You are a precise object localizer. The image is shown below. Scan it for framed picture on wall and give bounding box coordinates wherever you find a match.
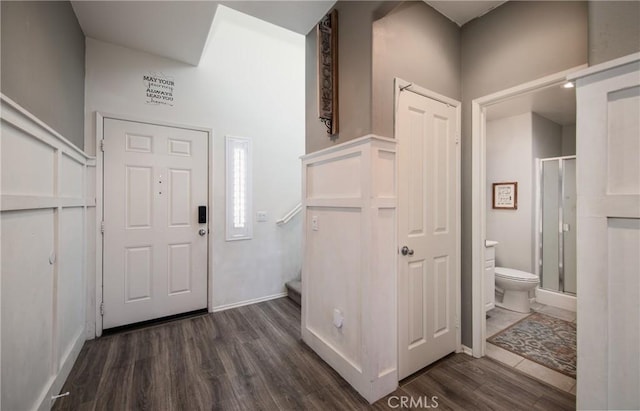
[493,182,518,209]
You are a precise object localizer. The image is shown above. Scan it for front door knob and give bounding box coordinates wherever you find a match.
[401,246,414,256]
[199,228,207,236]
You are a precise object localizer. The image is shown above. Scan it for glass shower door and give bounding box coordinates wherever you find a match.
[539,156,576,295]
[541,160,560,291]
[562,158,576,294]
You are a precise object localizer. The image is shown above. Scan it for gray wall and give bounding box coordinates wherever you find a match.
[306,1,396,154]
[460,1,588,347]
[372,1,460,138]
[561,124,576,156]
[588,1,640,65]
[486,113,535,272]
[532,113,563,161]
[1,1,85,149]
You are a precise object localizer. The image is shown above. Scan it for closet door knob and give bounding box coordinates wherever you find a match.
[401,246,414,256]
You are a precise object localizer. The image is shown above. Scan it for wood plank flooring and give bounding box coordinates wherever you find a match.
[53,298,575,410]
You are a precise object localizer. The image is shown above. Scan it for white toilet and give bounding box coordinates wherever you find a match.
[495,267,539,313]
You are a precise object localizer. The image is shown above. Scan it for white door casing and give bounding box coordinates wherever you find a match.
[396,82,461,380]
[470,65,587,358]
[102,119,209,329]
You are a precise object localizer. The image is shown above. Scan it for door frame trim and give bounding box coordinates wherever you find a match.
[394,78,462,366]
[94,112,214,337]
[470,65,586,358]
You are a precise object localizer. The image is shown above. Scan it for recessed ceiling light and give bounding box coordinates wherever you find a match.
[563,81,575,89]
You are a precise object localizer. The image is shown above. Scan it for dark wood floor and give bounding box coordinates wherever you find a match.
[53,298,575,410]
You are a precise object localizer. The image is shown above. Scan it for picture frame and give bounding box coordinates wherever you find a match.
[493,182,518,209]
[317,9,339,136]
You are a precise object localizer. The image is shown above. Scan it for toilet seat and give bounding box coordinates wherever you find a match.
[495,267,538,283]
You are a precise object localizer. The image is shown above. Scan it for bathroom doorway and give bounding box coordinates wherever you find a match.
[471,66,584,394]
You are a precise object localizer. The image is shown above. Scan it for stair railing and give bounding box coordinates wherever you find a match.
[276,203,302,226]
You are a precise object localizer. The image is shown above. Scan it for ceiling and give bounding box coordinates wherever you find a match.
[71,1,508,66]
[424,1,507,26]
[486,83,577,126]
[71,1,335,66]
[71,1,218,66]
[219,1,335,36]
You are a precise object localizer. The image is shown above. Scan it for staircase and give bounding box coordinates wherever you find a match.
[285,278,301,305]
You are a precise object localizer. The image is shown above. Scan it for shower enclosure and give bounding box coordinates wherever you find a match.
[537,156,576,295]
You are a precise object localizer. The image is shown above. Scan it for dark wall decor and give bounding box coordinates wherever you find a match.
[317,9,339,135]
[493,181,518,210]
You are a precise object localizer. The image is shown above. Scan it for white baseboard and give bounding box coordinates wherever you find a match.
[460,345,473,356]
[37,329,85,411]
[535,288,576,312]
[212,292,288,312]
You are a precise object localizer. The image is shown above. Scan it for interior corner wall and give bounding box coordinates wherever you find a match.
[588,1,640,65]
[486,113,534,272]
[532,113,563,161]
[0,1,85,149]
[372,1,461,138]
[460,1,588,347]
[305,1,395,154]
[85,6,305,314]
[562,124,577,156]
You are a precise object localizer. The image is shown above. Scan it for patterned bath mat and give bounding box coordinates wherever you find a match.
[488,312,576,378]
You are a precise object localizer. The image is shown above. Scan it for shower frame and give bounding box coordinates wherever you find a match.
[535,155,576,295]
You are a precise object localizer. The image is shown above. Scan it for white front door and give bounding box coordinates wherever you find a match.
[103,119,209,329]
[397,88,460,380]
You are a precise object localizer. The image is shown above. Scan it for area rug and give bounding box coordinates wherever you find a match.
[488,312,576,378]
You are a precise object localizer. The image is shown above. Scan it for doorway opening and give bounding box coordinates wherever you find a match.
[471,65,586,358]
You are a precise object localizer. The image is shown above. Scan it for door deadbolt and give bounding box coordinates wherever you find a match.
[401,246,414,256]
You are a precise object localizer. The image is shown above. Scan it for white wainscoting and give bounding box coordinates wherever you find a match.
[568,53,640,411]
[301,135,397,403]
[1,94,96,411]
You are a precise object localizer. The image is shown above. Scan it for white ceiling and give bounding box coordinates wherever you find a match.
[71,1,335,66]
[486,83,577,126]
[70,1,509,66]
[71,1,218,66]
[219,1,335,36]
[424,1,507,26]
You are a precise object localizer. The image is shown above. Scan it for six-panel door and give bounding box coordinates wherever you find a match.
[103,119,208,329]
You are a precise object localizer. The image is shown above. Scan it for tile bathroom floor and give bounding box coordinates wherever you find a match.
[485,302,577,395]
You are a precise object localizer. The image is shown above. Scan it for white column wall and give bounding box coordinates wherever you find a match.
[1,95,96,410]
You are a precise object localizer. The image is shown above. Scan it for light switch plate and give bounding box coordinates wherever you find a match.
[257,211,268,222]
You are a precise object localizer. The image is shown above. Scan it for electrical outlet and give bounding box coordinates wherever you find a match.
[312,216,319,231]
[257,211,268,222]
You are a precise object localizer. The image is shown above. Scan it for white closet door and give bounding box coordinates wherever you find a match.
[397,89,460,380]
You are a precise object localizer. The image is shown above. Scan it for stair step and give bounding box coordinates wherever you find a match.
[285,279,301,306]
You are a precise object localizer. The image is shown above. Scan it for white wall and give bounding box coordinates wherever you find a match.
[1,96,94,410]
[301,136,398,403]
[84,5,305,314]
